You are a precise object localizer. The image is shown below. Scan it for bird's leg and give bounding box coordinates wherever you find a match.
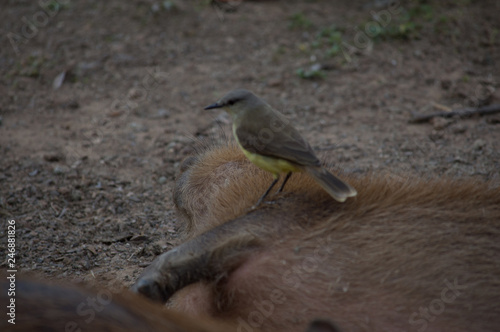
[254,176,279,208]
[277,172,292,193]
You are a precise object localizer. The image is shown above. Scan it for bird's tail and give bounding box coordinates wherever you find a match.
[305,167,357,203]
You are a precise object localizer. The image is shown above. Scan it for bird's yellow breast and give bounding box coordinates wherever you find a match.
[241,147,301,176]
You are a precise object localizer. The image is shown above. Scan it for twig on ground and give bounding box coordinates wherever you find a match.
[409,104,500,124]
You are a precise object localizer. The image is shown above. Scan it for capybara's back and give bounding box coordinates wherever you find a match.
[154,143,500,332]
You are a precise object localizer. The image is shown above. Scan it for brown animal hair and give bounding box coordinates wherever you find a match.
[0,276,237,332]
[0,276,340,332]
[135,141,500,332]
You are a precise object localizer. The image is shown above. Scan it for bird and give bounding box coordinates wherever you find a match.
[204,89,357,206]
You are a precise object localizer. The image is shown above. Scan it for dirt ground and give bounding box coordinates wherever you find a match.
[1,0,499,292]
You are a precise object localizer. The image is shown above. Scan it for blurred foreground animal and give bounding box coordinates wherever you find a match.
[0,277,233,332]
[0,278,339,332]
[134,143,500,332]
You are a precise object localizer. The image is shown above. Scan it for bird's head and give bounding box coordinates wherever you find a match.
[204,89,264,117]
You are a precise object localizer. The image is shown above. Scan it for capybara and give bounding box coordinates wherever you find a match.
[0,277,234,332]
[0,277,339,332]
[133,142,500,332]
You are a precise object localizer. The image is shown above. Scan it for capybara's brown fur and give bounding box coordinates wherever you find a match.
[134,143,500,332]
[0,277,237,332]
[0,277,338,332]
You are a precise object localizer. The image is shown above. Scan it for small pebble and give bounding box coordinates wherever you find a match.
[268,78,283,87]
[431,117,449,130]
[451,124,467,134]
[158,176,167,184]
[71,189,83,201]
[472,139,486,150]
[129,122,144,132]
[157,109,170,118]
[53,165,69,175]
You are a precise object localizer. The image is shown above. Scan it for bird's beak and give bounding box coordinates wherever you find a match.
[204,102,222,110]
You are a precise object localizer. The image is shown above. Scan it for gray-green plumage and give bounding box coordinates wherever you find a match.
[205,89,357,204]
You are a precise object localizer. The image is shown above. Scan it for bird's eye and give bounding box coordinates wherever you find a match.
[228,100,235,106]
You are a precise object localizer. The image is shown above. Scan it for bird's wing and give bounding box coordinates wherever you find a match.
[235,111,320,167]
